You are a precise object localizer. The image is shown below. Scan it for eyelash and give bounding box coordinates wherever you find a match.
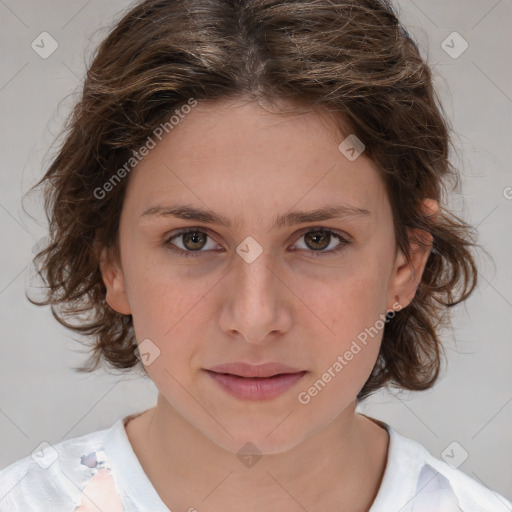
[163,228,351,258]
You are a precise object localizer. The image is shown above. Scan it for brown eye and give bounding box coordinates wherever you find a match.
[293,229,351,256]
[304,230,332,251]
[164,229,219,258]
[164,227,350,259]
[181,231,207,251]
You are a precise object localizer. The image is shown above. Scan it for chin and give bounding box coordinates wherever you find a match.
[203,418,310,456]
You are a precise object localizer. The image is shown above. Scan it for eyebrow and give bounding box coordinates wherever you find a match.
[140,203,371,230]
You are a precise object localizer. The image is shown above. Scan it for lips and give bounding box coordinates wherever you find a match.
[204,362,307,400]
[207,362,304,378]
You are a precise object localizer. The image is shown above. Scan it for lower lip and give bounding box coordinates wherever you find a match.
[205,370,307,400]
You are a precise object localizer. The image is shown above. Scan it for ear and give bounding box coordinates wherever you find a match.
[98,244,132,315]
[387,198,438,312]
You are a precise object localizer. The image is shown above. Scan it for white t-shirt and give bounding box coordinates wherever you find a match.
[0,413,510,511]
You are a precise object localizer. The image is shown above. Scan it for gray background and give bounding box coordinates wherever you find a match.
[1,0,511,503]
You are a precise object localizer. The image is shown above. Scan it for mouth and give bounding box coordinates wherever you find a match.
[211,371,301,377]
[203,368,307,400]
[206,362,305,378]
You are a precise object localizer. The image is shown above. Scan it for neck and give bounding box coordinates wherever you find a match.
[126,394,388,512]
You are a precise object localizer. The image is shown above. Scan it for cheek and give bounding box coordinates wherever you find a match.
[123,244,210,324]
[130,279,208,343]
[295,275,385,410]
[294,256,388,381]
[303,260,387,337]
[124,259,222,377]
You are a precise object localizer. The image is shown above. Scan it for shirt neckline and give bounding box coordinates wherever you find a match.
[105,412,421,512]
[105,412,171,511]
[364,415,425,511]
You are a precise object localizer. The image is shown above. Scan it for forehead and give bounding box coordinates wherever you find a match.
[123,98,390,224]
[161,97,347,160]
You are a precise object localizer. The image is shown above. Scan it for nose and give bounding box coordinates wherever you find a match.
[218,248,293,345]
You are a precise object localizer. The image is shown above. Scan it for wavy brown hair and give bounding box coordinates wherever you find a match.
[26,0,482,401]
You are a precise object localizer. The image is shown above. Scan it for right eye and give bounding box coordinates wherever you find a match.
[164,229,221,258]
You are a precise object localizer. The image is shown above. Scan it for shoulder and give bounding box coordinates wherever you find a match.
[0,421,118,512]
[418,450,512,512]
[382,421,512,512]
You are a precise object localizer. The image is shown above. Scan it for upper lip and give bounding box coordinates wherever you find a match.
[206,362,305,378]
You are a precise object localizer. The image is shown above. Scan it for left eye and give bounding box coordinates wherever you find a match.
[164,228,350,258]
[293,229,350,255]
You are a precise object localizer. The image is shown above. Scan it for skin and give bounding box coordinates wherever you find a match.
[99,96,437,512]
[75,469,124,512]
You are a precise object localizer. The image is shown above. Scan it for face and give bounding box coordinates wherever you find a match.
[100,97,434,454]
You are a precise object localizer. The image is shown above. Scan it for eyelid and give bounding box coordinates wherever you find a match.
[164,227,223,254]
[289,227,352,256]
[164,225,352,243]
[164,225,352,258]
[293,225,352,242]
